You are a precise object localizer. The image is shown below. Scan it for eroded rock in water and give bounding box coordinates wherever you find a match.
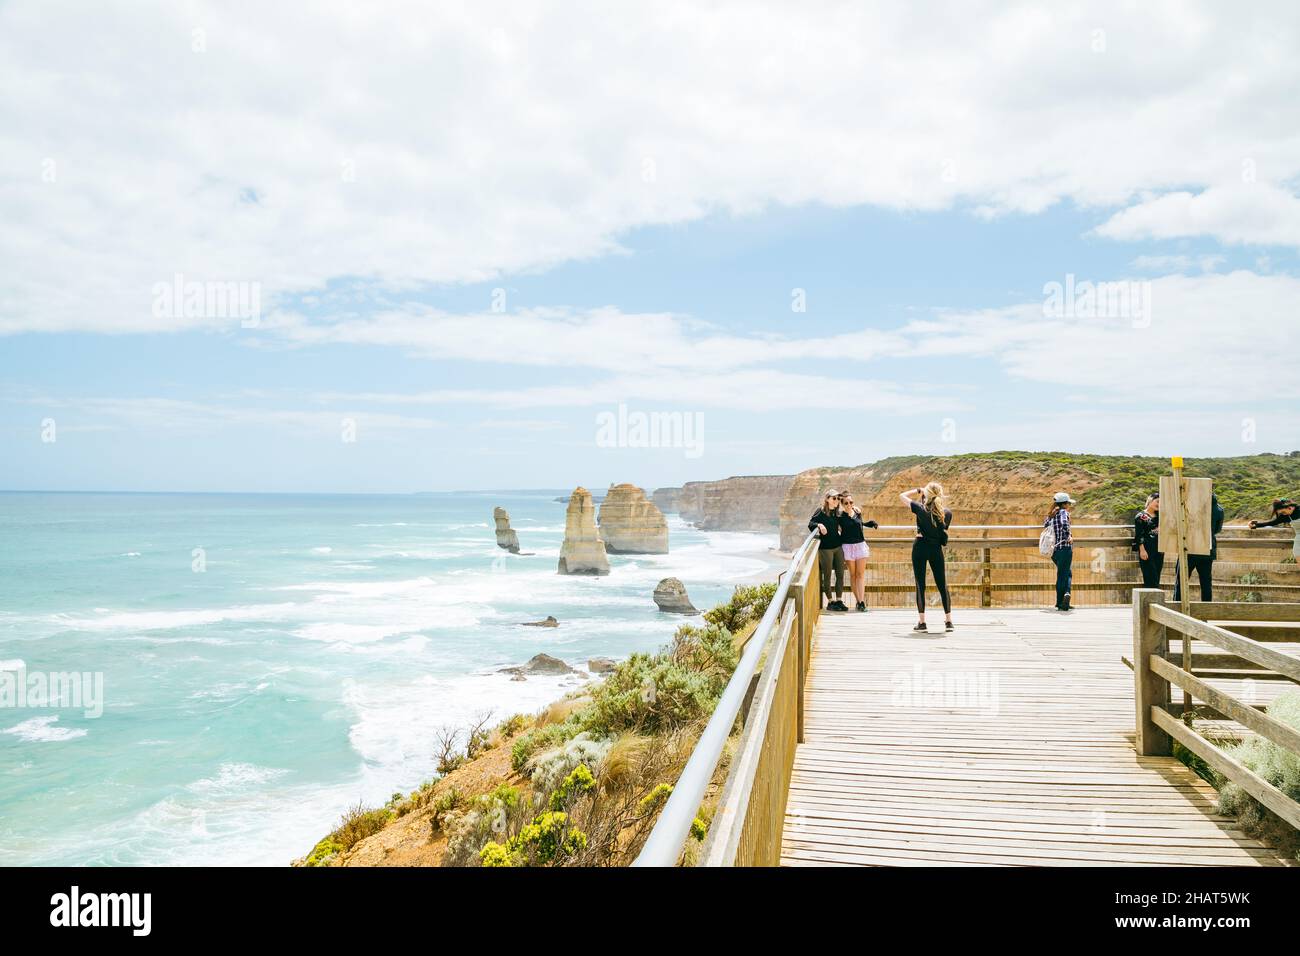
[587,657,617,674]
[653,577,698,614]
[499,653,577,678]
[557,487,610,575]
[493,507,521,554]
[598,483,669,554]
[520,615,559,628]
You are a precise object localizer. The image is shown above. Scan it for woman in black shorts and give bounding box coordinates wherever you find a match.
[899,482,952,632]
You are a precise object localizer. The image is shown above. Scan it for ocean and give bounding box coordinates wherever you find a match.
[0,491,776,866]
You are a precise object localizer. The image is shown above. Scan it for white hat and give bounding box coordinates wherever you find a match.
[1053,492,1076,505]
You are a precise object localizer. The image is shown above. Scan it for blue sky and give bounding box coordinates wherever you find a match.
[2,3,1298,492]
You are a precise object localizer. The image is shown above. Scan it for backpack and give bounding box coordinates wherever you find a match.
[1038,523,1055,557]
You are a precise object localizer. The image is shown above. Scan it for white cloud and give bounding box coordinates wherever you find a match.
[894,271,1300,403]
[4,1,1300,334]
[1097,184,1300,248]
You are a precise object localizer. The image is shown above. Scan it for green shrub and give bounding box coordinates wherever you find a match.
[580,652,722,736]
[330,801,392,852]
[510,717,584,771]
[496,713,528,738]
[549,764,596,811]
[704,583,778,634]
[1217,690,1300,860]
[637,783,673,817]
[429,787,465,834]
[304,837,343,867]
[478,810,588,867]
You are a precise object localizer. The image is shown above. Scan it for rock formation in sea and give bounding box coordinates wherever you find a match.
[557,487,611,575]
[653,577,698,614]
[597,483,669,554]
[655,475,794,532]
[493,507,521,554]
[499,653,577,678]
[520,615,559,627]
[587,657,617,674]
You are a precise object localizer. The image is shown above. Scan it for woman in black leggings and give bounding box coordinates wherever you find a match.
[899,483,952,632]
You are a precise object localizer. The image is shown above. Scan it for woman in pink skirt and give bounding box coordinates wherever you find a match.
[838,493,879,612]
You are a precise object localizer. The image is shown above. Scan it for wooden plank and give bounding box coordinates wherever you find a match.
[1150,655,1300,758]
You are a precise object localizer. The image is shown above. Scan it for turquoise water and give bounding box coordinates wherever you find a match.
[0,492,775,865]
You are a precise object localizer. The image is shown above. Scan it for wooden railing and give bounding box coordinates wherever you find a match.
[632,533,821,867]
[1132,590,1300,831]
[858,524,1298,608]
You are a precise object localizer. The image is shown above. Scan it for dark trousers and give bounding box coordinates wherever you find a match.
[1052,547,1073,608]
[818,547,845,603]
[911,539,951,614]
[1174,554,1214,602]
[1138,552,1164,589]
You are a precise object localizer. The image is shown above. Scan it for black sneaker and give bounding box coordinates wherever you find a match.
[913,622,927,631]
[856,601,866,612]
[945,621,954,632]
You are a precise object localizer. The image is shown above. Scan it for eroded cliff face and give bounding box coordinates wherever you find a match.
[778,456,1109,550]
[558,487,610,575]
[653,475,794,532]
[598,483,669,554]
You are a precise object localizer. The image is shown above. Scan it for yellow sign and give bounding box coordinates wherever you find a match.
[1171,456,1184,469]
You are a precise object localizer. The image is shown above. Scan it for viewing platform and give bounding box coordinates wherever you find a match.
[634,526,1300,868]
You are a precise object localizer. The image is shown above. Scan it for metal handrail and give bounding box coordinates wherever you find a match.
[632,531,820,867]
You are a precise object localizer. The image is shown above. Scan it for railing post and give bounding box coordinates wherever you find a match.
[793,585,805,744]
[981,545,993,608]
[1133,588,1171,756]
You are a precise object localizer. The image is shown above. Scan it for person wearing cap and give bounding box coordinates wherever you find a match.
[808,490,848,611]
[1044,492,1075,611]
[1133,492,1163,589]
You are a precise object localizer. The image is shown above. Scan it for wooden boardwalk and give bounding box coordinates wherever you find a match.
[781,607,1290,866]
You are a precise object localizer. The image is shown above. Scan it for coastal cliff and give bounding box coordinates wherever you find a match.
[653,475,794,532]
[598,483,669,554]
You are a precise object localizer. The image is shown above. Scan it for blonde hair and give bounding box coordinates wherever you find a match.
[922,482,946,528]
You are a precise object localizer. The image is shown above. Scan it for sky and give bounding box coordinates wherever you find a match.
[2,1,1298,493]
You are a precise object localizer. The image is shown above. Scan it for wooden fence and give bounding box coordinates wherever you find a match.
[1132,591,1300,831]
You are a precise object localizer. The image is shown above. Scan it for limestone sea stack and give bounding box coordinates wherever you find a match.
[598,483,669,554]
[493,507,521,553]
[557,487,610,575]
[654,577,698,614]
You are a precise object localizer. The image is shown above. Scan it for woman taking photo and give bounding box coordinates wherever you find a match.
[899,483,952,632]
[838,492,879,612]
[1248,497,1299,560]
[1133,492,1163,589]
[1044,492,1075,611]
[808,490,847,612]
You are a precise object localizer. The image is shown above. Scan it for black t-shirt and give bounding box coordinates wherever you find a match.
[839,511,866,545]
[808,509,843,549]
[910,500,952,541]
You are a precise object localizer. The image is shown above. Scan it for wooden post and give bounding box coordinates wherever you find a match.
[793,586,805,744]
[1167,458,1194,715]
[1133,588,1171,755]
[981,545,993,608]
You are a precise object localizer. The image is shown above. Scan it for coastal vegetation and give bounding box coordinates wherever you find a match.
[296,582,778,868]
[1175,690,1300,862]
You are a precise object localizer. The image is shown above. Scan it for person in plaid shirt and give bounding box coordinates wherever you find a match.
[1044,492,1075,611]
